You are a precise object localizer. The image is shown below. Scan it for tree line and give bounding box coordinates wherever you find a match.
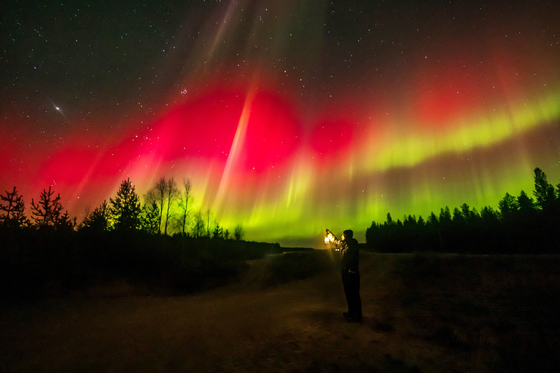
[366,167,560,254]
[0,177,285,300]
[0,176,245,240]
[2,167,559,254]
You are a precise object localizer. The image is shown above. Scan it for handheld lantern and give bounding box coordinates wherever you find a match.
[324,229,340,251]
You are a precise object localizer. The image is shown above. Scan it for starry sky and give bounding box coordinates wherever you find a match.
[2,0,560,247]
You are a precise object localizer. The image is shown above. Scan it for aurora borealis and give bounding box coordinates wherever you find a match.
[2,1,560,246]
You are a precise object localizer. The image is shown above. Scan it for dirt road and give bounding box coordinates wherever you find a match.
[2,252,558,372]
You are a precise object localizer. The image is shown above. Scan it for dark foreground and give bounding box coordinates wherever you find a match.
[1,252,559,372]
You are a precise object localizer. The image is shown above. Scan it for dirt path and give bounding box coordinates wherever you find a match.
[4,252,554,372]
[0,253,423,372]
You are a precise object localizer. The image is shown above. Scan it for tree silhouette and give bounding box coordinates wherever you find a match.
[176,179,193,236]
[460,203,479,225]
[556,179,560,212]
[427,211,438,225]
[363,166,558,254]
[57,210,77,232]
[150,176,179,235]
[109,178,141,231]
[517,190,537,216]
[205,209,212,238]
[30,186,64,228]
[0,186,27,228]
[140,191,160,234]
[533,168,556,211]
[153,177,167,234]
[234,223,244,241]
[452,207,464,225]
[163,178,179,235]
[212,221,224,239]
[386,212,394,225]
[403,214,417,227]
[192,210,205,238]
[365,220,380,249]
[140,202,160,234]
[480,206,499,224]
[498,192,519,221]
[81,200,109,231]
[427,211,444,251]
[439,206,452,226]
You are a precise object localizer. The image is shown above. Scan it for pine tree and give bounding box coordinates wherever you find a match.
[81,200,109,231]
[427,211,439,225]
[0,186,27,228]
[452,207,464,225]
[480,206,499,225]
[109,178,141,231]
[533,168,556,211]
[517,190,537,215]
[30,186,64,228]
[234,223,244,241]
[498,192,519,220]
[139,200,160,235]
[403,214,417,227]
[57,211,77,232]
[365,221,380,247]
[386,213,394,225]
[439,206,452,226]
[212,221,224,239]
[460,203,471,220]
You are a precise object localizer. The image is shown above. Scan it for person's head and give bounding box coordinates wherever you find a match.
[342,229,353,241]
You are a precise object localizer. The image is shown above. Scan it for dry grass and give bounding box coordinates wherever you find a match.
[1,251,559,372]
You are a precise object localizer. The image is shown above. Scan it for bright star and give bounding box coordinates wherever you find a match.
[48,99,67,120]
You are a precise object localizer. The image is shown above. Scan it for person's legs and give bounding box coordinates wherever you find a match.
[348,273,362,322]
[341,271,351,313]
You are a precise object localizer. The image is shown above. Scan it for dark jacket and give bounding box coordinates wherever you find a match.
[340,238,359,273]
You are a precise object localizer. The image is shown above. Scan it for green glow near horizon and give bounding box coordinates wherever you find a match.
[114,84,560,247]
[231,89,560,244]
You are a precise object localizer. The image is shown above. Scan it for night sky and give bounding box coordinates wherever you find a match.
[2,0,560,246]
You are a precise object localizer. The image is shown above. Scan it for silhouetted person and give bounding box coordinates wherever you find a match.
[340,229,362,323]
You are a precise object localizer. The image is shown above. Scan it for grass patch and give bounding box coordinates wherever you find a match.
[385,253,560,372]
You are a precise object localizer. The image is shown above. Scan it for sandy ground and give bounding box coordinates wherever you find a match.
[1,252,557,372]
